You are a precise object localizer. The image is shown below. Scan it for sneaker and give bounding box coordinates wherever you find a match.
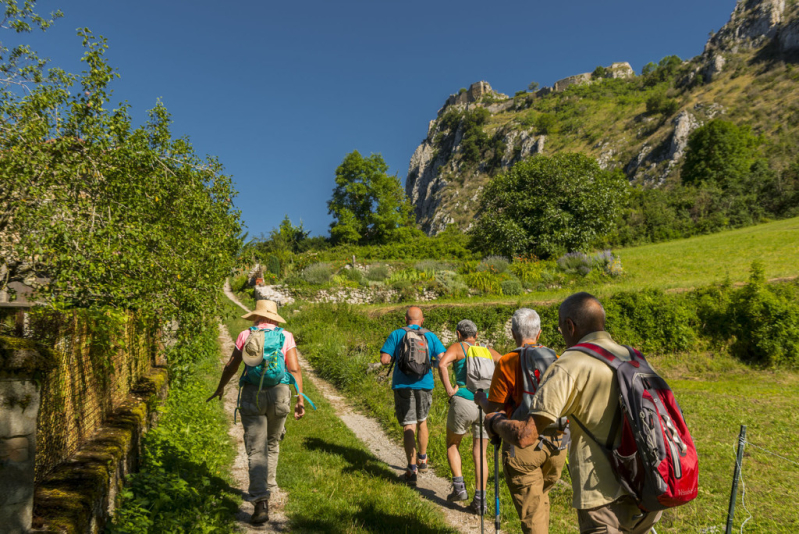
[402,469,418,486]
[446,486,469,502]
[470,497,487,515]
[251,501,269,524]
[418,459,429,473]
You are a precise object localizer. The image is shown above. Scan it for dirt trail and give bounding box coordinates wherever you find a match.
[223,283,485,534]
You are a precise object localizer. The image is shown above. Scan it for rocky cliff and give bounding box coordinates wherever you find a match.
[406,0,799,235]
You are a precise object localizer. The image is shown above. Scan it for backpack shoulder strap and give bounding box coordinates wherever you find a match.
[569,342,624,370]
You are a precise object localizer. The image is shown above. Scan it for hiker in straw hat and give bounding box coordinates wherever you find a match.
[208,299,306,524]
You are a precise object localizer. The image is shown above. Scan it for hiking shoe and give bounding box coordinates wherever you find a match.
[418,459,429,473]
[402,469,418,486]
[470,498,487,515]
[251,501,269,524]
[446,486,469,502]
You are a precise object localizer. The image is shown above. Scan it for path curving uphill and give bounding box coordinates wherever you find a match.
[222,282,485,534]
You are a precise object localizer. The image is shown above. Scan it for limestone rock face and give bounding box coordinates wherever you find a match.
[707,0,786,51]
[608,62,635,79]
[553,73,592,92]
[668,111,701,162]
[442,81,508,113]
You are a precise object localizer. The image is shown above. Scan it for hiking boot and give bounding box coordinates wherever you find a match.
[251,501,269,524]
[446,485,468,502]
[470,497,487,515]
[417,459,429,473]
[402,469,418,486]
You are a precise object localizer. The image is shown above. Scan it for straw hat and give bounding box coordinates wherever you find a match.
[241,299,286,323]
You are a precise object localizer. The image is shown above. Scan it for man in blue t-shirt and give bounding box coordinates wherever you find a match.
[380,306,446,486]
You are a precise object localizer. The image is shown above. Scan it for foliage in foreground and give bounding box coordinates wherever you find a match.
[108,326,238,533]
[0,2,242,323]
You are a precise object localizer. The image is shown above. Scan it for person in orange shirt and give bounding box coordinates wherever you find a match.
[475,308,567,534]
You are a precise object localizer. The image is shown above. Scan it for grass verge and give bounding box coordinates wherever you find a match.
[108,325,240,533]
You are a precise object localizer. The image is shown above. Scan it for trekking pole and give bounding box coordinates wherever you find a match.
[725,425,747,534]
[494,437,500,533]
[478,389,485,534]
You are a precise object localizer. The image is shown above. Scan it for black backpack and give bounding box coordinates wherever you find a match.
[391,326,432,379]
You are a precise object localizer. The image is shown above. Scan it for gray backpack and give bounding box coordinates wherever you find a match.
[512,345,570,450]
[459,342,495,392]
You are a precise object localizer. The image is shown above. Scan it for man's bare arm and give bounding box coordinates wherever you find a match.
[485,412,554,449]
[473,390,504,413]
[380,351,392,365]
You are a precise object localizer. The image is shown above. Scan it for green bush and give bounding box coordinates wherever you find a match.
[724,264,799,367]
[365,264,390,281]
[301,262,333,285]
[478,255,510,273]
[465,271,502,294]
[509,258,546,286]
[645,92,679,116]
[501,279,523,296]
[414,260,455,272]
[229,274,249,293]
[266,255,281,277]
[343,267,365,285]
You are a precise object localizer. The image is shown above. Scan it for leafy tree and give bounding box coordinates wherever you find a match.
[645,91,679,116]
[527,81,540,93]
[470,153,628,258]
[642,55,683,86]
[328,151,414,244]
[681,119,760,189]
[592,66,608,79]
[0,2,241,323]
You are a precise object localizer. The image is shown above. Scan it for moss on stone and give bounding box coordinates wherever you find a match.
[0,335,56,376]
[32,368,169,532]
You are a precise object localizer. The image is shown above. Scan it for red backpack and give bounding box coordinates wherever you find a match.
[569,342,698,512]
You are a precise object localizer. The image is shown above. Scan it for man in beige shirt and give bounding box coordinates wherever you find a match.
[483,292,662,534]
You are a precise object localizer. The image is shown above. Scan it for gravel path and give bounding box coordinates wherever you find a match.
[222,283,487,533]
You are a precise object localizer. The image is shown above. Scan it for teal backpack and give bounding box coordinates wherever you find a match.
[240,326,287,389]
[234,326,316,423]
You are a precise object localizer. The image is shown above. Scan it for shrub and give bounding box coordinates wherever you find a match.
[501,279,523,296]
[266,255,281,277]
[343,267,365,284]
[725,264,799,367]
[365,264,390,281]
[465,271,502,294]
[414,260,455,273]
[301,262,333,285]
[509,258,546,286]
[557,252,592,276]
[229,274,249,293]
[478,255,510,273]
[645,92,679,116]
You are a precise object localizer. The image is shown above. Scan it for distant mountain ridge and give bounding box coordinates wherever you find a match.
[406,0,799,235]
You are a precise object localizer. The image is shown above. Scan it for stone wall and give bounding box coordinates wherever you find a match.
[0,306,162,532]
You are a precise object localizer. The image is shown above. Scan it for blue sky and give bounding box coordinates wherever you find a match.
[19,0,735,238]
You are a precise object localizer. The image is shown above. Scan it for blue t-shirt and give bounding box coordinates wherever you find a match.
[380,325,445,390]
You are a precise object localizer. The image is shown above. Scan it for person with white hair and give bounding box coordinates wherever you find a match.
[437,319,502,513]
[474,308,568,534]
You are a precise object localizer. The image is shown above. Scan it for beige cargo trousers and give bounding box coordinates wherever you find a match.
[239,382,292,502]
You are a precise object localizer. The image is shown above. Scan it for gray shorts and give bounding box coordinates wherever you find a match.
[394,388,433,426]
[447,394,488,439]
